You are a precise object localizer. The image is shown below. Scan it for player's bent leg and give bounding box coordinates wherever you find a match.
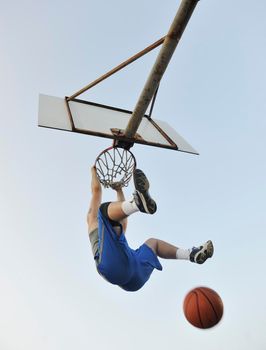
[107,201,129,223]
[145,238,214,264]
[99,202,125,236]
[145,238,177,259]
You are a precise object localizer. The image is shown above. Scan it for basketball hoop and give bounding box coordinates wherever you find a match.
[95,146,136,189]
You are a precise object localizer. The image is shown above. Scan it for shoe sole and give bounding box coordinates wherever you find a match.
[134,169,149,192]
[196,240,214,264]
[134,169,156,214]
[136,191,157,214]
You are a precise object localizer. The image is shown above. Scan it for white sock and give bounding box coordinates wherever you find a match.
[121,199,139,216]
[176,248,191,260]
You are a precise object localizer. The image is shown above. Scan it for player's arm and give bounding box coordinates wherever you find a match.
[87,166,102,233]
[116,188,125,202]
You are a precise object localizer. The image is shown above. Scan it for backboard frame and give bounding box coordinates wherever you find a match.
[64,97,178,151]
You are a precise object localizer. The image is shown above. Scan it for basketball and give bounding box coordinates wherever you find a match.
[183,286,223,329]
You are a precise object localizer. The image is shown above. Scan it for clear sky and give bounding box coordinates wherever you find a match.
[1,0,266,349]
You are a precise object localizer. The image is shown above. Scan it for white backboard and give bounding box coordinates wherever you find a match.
[38,94,198,154]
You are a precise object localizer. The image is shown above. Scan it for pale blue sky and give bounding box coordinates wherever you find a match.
[1,0,266,349]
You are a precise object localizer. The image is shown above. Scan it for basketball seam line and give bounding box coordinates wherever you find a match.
[195,291,204,329]
[198,288,220,321]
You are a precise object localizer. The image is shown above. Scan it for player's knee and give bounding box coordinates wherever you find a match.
[145,238,158,254]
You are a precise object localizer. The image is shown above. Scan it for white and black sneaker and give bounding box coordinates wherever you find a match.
[189,240,214,264]
[133,169,157,214]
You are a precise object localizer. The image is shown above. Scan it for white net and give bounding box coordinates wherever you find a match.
[95,147,136,189]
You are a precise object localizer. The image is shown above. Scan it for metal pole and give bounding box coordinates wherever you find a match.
[124,0,200,138]
[67,36,165,101]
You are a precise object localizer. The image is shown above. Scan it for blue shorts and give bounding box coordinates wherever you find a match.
[94,203,162,292]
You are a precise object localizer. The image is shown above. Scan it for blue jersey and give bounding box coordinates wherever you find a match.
[95,209,162,292]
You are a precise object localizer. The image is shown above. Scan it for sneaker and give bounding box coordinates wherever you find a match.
[189,240,214,264]
[133,169,157,214]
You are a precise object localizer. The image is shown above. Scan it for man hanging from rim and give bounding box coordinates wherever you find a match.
[87,166,213,292]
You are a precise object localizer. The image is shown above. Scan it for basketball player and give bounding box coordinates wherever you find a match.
[88,166,214,292]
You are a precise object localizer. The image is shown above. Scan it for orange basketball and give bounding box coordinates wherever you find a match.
[183,286,223,329]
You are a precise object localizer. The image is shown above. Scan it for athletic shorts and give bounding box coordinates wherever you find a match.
[89,202,119,261]
[90,202,162,292]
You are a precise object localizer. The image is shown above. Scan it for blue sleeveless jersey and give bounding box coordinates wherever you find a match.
[95,209,162,292]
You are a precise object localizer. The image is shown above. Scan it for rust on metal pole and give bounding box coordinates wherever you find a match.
[124,0,200,138]
[67,36,165,101]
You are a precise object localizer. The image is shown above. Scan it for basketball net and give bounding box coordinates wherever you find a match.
[95,146,136,189]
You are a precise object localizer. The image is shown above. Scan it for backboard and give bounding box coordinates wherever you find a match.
[38,94,198,155]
